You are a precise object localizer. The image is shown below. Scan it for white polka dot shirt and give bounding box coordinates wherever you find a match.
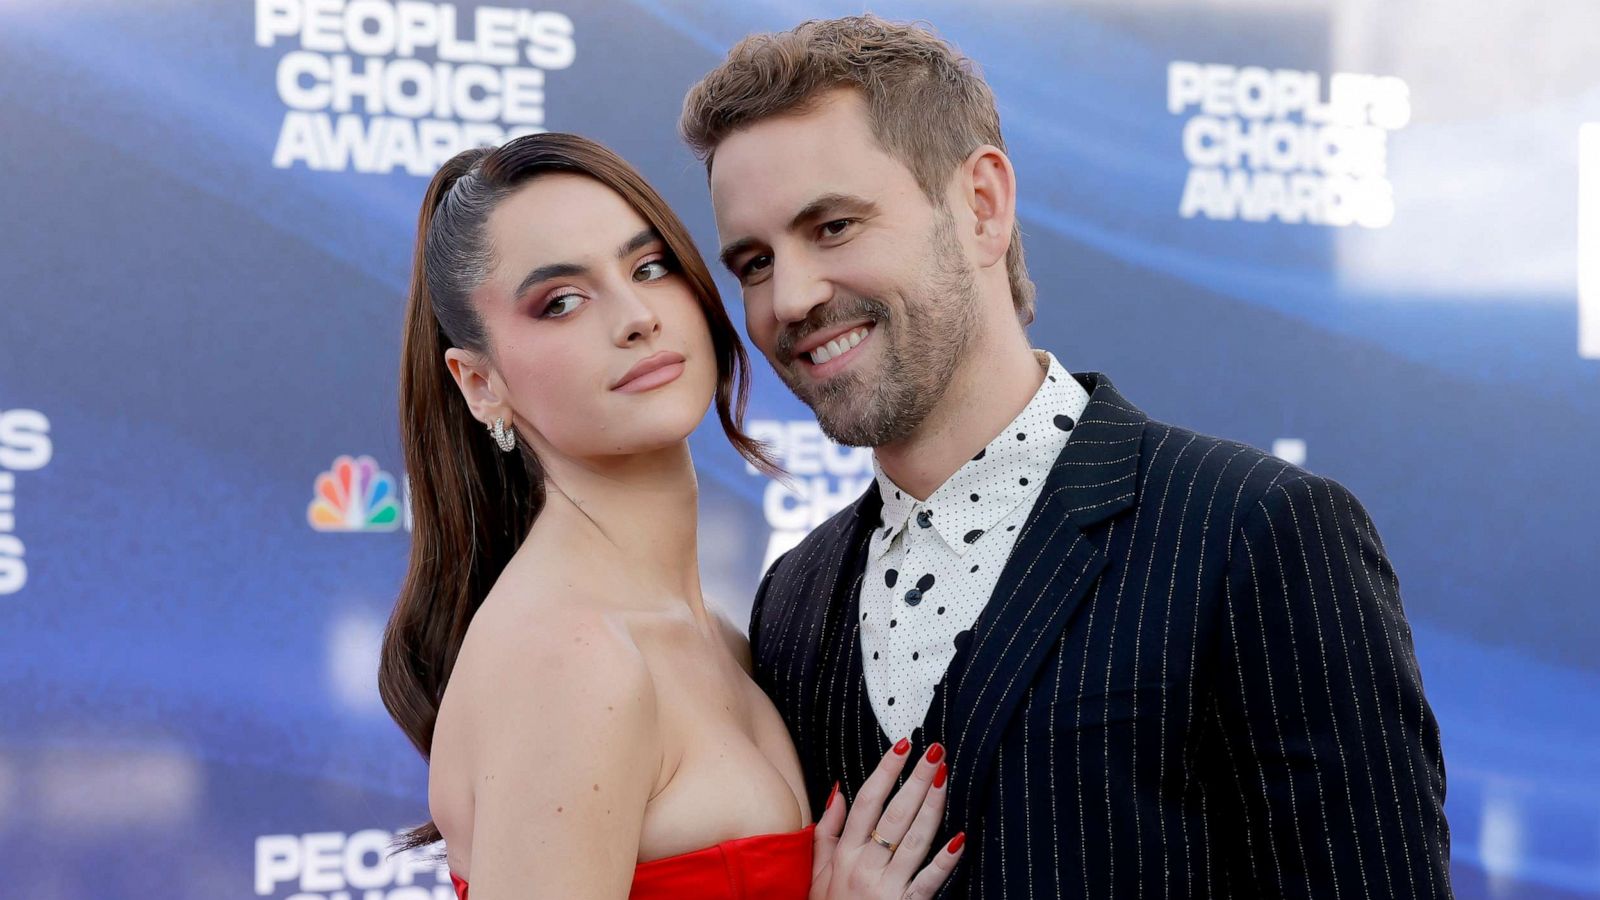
[859,351,1091,741]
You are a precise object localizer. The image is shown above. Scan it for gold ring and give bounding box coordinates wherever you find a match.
[869,829,899,852]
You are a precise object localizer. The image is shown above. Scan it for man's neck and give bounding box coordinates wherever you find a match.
[873,328,1047,502]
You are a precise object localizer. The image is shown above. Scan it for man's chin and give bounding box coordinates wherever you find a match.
[782,366,907,446]
[809,399,902,448]
[814,420,877,448]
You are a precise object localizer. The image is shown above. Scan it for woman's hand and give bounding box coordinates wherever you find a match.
[808,739,966,900]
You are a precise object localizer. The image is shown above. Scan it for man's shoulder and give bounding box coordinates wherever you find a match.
[1126,413,1378,542]
[1128,415,1313,515]
[1071,371,1306,511]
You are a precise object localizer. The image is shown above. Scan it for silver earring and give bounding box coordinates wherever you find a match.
[489,416,516,453]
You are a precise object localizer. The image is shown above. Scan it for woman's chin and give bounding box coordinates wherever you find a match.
[596,418,707,460]
[541,389,715,462]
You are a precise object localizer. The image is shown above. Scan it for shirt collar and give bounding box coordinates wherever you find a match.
[871,351,1089,557]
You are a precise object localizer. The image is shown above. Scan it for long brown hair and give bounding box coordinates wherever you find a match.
[379,133,776,850]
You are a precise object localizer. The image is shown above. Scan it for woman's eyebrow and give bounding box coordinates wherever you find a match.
[513,229,663,300]
[616,228,660,259]
[513,262,586,301]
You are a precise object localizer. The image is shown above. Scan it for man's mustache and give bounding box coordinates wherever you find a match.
[774,296,892,363]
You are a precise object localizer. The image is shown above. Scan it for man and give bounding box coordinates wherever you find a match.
[683,15,1451,898]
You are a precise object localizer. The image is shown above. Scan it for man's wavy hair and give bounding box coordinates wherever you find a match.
[680,15,1035,325]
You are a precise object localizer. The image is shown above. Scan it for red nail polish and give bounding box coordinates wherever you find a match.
[933,762,948,788]
[947,832,966,854]
[893,737,911,755]
[826,781,840,810]
[925,742,945,764]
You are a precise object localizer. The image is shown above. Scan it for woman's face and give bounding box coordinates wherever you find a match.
[448,174,719,463]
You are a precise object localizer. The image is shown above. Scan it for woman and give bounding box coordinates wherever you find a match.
[378,133,964,899]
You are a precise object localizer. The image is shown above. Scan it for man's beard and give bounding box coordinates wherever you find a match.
[775,209,979,448]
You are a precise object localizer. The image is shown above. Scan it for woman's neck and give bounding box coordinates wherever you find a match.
[538,442,704,609]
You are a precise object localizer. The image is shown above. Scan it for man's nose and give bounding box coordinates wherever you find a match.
[770,255,831,327]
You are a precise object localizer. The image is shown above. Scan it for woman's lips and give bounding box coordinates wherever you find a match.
[613,353,687,393]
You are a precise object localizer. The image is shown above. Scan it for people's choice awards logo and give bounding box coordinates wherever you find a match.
[255,829,452,899]
[1169,61,1410,229]
[308,455,403,532]
[257,0,577,175]
[0,408,52,596]
[745,420,874,570]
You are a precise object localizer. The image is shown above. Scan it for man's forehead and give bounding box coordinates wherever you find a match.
[709,106,899,229]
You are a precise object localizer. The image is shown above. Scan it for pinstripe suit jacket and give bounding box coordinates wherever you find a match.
[749,373,1451,899]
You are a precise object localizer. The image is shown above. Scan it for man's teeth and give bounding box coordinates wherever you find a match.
[808,327,869,365]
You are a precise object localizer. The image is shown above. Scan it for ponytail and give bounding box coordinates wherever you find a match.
[378,148,543,851]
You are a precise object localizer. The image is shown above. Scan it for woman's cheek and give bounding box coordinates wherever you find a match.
[678,306,721,398]
[505,339,590,438]
[671,288,717,358]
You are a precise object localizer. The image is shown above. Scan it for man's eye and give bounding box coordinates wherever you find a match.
[741,255,773,279]
[821,219,853,238]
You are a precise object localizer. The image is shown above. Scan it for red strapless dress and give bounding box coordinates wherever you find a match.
[449,824,814,899]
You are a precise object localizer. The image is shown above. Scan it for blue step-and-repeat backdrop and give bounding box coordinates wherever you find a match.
[2,2,1597,898]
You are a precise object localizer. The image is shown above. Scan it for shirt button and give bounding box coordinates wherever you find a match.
[904,589,923,606]
[916,509,933,528]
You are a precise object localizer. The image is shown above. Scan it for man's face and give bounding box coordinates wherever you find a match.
[709,89,980,447]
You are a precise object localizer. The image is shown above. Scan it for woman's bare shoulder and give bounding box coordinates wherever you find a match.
[453,565,657,721]
[434,564,663,894]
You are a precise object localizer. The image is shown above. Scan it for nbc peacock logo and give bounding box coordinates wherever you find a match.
[307,455,401,532]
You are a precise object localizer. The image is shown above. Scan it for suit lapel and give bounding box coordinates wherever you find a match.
[938,373,1148,828]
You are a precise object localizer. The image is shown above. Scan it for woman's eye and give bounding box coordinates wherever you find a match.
[634,260,671,282]
[541,294,585,318]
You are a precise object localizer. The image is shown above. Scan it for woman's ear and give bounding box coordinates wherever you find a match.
[443,347,505,425]
[960,144,1017,270]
